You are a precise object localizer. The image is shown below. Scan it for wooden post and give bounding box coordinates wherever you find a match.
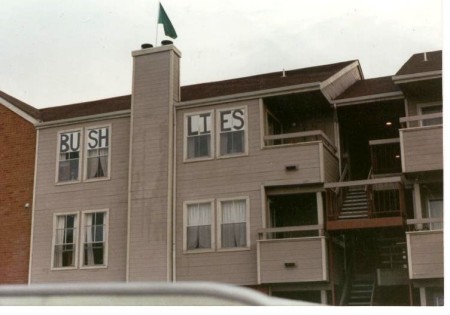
[367,185,374,218]
[398,182,406,218]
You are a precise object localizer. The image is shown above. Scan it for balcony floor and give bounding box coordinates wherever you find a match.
[327,216,404,231]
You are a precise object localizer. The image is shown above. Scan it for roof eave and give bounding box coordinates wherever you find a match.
[392,70,442,84]
[176,82,322,108]
[0,96,41,124]
[333,91,404,107]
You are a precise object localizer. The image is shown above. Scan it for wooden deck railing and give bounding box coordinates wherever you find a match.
[400,112,442,128]
[263,130,337,153]
[257,224,324,240]
[325,177,406,221]
[369,138,401,175]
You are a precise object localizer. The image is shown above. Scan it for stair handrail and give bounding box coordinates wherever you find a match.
[331,163,349,220]
[339,275,351,306]
[369,278,376,306]
[365,167,374,218]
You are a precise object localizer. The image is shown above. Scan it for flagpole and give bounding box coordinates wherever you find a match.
[155,1,160,46]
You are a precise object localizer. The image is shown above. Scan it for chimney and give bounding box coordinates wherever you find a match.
[128,45,181,282]
[423,52,428,62]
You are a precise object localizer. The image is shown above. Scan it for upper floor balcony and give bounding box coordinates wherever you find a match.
[405,218,443,280]
[256,225,328,284]
[399,112,443,173]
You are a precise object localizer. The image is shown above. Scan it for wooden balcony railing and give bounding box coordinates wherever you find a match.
[369,138,401,175]
[263,130,337,153]
[257,224,324,240]
[400,112,442,128]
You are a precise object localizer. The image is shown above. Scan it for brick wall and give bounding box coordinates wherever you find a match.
[0,105,35,284]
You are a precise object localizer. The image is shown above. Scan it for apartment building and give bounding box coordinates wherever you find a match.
[0,91,40,283]
[19,45,443,305]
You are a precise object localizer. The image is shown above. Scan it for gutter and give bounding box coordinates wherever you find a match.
[176,82,321,108]
[392,70,442,84]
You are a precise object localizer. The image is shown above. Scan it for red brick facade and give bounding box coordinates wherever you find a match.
[0,104,35,284]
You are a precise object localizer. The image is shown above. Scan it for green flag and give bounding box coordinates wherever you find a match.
[158,3,177,39]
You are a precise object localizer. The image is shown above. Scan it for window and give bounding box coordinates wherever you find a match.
[419,103,442,126]
[218,198,249,249]
[185,112,213,160]
[185,202,213,251]
[85,127,110,179]
[81,211,108,267]
[53,214,78,268]
[57,130,81,182]
[218,108,246,156]
[428,199,443,230]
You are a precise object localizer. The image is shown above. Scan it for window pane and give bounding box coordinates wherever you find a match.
[220,130,244,155]
[54,214,77,268]
[58,131,80,182]
[187,134,211,158]
[221,200,247,248]
[186,203,212,250]
[86,127,109,179]
[83,212,106,266]
[421,105,442,126]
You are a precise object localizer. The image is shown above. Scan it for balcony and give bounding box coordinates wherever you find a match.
[369,138,402,175]
[399,113,443,173]
[406,218,444,280]
[262,130,339,183]
[325,177,405,230]
[256,225,328,284]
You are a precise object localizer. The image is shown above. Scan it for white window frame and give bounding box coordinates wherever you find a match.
[80,209,109,269]
[183,110,215,162]
[417,102,442,127]
[83,124,112,182]
[216,106,248,158]
[51,212,79,270]
[183,199,215,253]
[55,128,83,185]
[217,196,250,251]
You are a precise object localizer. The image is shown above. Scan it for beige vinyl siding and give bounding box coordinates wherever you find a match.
[400,126,442,173]
[30,117,130,283]
[322,145,339,182]
[407,231,443,279]
[258,237,327,284]
[175,99,336,285]
[322,66,361,100]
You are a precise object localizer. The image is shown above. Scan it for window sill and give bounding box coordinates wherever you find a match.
[83,176,111,183]
[80,265,108,270]
[51,266,78,271]
[183,248,215,255]
[183,156,214,163]
[217,246,251,253]
[216,152,248,160]
[55,180,81,186]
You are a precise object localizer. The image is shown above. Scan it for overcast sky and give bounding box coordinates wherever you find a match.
[0,0,443,108]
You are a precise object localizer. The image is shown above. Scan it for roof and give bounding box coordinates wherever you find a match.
[334,76,401,101]
[0,90,41,120]
[180,60,357,101]
[39,95,131,122]
[395,50,442,76]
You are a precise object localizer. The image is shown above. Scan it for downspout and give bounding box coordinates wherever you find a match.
[172,85,178,282]
[28,129,39,285]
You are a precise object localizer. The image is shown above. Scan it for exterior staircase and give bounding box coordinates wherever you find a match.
[339,188,369,219]
[347,274,375,306]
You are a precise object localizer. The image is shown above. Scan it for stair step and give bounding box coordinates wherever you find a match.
[341,206,368,211]
[339,214,368,219]
[348,302,371,306]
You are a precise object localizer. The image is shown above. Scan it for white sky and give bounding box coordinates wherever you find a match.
[0,0,443,108]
